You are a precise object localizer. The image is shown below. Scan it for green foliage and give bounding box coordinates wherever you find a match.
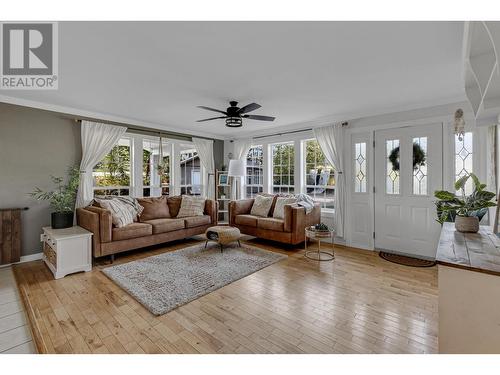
[388,143,426,171]
[29,166,80,213]
[434,173,496,224]
[94,145,130,187]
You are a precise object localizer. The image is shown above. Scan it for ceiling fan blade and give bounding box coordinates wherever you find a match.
[196,116,227,122]
[238,103,261,114]
[197,106,228,115]
[243,114,275,121]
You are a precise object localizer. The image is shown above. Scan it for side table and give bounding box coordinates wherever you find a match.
[304,226,335,261]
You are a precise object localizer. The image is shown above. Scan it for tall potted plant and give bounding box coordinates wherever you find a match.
[30,167,80,229]
[434,173,496,233]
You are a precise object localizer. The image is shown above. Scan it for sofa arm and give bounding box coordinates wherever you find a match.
[84,206,112,243]
[76,207,102,257]
[284,203,321,243]
[229,199,254,226]
[204,199,218,225]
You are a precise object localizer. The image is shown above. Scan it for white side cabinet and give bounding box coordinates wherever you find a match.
[41,226,93,279]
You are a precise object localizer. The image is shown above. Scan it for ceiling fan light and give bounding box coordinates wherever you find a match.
[225,117,242,127]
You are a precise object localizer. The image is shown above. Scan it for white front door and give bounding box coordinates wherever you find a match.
[374,124,443,259]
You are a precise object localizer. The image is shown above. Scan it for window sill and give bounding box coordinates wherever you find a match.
[320,208,335,217]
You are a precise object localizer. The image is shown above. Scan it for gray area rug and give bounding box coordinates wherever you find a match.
[102,242,287,315]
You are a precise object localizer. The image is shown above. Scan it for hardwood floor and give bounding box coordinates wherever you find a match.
[13,237,438,354]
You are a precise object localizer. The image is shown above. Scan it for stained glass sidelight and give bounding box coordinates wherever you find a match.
[412,137,428,195]
[354,142,367,193]
[455,132,473,194]
[386,139,400,194]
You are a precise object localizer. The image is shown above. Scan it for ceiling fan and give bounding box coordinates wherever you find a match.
[197,101,275,127]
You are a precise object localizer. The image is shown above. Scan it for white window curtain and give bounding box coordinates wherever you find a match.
[75,121,127,208]
[192,137,215,199]
[231,138,253,200]
[313,124,345,237]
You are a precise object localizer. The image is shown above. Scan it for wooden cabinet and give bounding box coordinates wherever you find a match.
[41,226,92,279]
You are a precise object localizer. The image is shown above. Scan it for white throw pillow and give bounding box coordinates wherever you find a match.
[177,195,206,218]
[273,197,298,219]
[94,198,134,228]
[250,195,274,217]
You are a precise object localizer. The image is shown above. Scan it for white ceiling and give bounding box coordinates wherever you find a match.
[1,21,466,139]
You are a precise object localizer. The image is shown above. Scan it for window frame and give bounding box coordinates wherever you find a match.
[179,147,203,196]
[141,137,171,197]
[92,136,133,197]
[245,145,264,198]
[271,141,295,195]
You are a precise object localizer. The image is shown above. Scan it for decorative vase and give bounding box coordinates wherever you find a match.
[51,212,74,229]
[455,215,479,233]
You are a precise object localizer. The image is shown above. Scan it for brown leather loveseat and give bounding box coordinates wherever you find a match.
[77,196,217,259]
[229,195,320,245]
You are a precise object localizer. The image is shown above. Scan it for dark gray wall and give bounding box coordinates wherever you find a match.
[213,139,224,170]
[0,103,82,256]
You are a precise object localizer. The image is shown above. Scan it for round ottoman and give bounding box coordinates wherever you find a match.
[204,226,241,253]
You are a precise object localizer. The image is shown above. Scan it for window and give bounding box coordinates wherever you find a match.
[386,139,400,194]
[143,139,170,197]
[455,132,473,194]
[246,145,264,198]
[304,140,335,208]
[354,142,367,193]
[180,149,202,195]
[272,142,295,194]
[93,138,131,196]
[413,137,428,195]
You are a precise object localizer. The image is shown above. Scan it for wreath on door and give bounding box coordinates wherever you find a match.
[388,143,426,171]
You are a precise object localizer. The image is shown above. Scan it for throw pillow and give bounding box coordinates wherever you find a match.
[273,197,298,219]
[177,196,206,218]
[94,198,134,228]
[137,196,170,221]
[250,194,274,217]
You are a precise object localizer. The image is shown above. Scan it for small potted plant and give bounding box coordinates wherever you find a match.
[30,167,80,229]
[434,173,496,233]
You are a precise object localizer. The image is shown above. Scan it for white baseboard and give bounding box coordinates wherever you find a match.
[20,252,43,263]
[0,252,43,268]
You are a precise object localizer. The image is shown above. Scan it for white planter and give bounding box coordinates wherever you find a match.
[455,216,479,233]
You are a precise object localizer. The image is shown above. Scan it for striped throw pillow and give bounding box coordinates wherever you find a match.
[94,198,134,228]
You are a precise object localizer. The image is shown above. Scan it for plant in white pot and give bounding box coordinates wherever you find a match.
[29,167,80,229]
[434,173,496,233]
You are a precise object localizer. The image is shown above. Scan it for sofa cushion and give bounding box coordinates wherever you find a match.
[167,196,182,217]
[250,195,274,217]
[235,214,258,227]
[112,222,152,241]
[137,196,170,221]
[177,196,206,218]
[184,215,211,228]
[142,218,185,234]
[273,197,298,219]
[257,217,285,232]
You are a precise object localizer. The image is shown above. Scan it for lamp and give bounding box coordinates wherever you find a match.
[228,159,245,200]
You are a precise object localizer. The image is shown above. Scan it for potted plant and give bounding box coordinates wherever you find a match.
[434,173,496,233]
[29,167,80,229]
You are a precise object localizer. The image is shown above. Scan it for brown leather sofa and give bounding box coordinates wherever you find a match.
[77,196,217,259]
[229,196,321,245]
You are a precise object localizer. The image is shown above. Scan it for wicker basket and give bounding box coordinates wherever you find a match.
[455,216,479,233]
